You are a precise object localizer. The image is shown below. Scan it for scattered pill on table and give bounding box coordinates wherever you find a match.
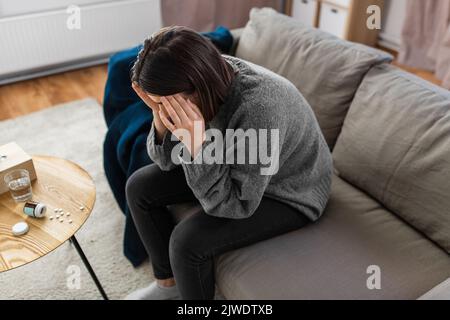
[12,222,29,236]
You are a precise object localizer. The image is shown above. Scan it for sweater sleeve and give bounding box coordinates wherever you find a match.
[146,122,180,171]
[181,113,284,219]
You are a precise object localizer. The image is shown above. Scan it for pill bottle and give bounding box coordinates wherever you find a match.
[23,201,47,218]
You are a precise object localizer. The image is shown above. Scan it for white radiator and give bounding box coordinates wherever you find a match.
[0,0,162,84]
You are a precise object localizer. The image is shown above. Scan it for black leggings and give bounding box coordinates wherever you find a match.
[125,164,309,299]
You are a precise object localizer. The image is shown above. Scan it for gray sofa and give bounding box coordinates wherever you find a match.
[170,8,450,300]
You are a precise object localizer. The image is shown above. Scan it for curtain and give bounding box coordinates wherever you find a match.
[161,0,284,32]
[398,0,450,88]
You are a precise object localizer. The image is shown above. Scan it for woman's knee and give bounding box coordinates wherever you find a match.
[125,165,159,206]
[169,217,208,263]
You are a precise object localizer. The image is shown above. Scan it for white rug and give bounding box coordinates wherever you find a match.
[0,99,153,300]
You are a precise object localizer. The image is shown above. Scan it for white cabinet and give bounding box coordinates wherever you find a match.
[287,0,384,46]
[319,2,349,39]
[326,0,351,8]
[291,0,318,27]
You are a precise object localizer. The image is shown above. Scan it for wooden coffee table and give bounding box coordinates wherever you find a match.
[0,155,108,300]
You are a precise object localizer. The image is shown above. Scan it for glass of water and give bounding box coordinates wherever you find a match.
[4,169,32,202]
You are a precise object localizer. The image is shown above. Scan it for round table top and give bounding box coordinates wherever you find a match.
[0,156,96,272]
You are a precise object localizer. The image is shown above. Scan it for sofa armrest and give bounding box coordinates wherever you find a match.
[229,28,245,56]
[418,278,450,300]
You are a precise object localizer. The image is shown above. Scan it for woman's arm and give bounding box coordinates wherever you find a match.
[183,149,276,219]
[159,94,283,219]
[146,123,180,171]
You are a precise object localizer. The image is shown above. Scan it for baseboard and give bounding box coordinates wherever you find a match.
[0,55,110,85]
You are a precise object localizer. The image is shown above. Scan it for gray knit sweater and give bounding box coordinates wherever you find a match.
[147,56,333,221]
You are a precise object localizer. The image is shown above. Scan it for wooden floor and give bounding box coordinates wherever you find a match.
[0,59,442,122]
[0,65,108,121]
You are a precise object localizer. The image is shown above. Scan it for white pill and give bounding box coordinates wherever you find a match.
[12,222,29,236]
[50,216,54,220]
[54,209,58,213]
[69,220,73,224]
[66,212,71,216]
[56,214,60,218]
[59,219,64,222]
[79,206,85,211]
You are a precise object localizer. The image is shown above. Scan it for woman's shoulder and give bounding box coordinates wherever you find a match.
[225,56,303,102]
[222,56,312,128]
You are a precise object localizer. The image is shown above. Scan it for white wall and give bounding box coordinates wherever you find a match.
[380,0,407,50]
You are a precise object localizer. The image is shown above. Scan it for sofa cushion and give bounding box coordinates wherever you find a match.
[333,64,450,253]
[235,8,392,149]
[214,174,450,300]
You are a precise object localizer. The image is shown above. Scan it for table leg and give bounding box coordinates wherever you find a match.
[70,235,109,300]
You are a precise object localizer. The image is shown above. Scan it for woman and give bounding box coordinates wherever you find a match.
[125,26,333,300]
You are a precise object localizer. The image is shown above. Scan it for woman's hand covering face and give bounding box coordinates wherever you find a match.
[159,94,206,159]
[132,82,159,111]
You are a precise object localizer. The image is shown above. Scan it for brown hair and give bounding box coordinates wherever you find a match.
[131,26,235,121]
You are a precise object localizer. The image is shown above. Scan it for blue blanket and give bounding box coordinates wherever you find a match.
[103,27,233,267]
